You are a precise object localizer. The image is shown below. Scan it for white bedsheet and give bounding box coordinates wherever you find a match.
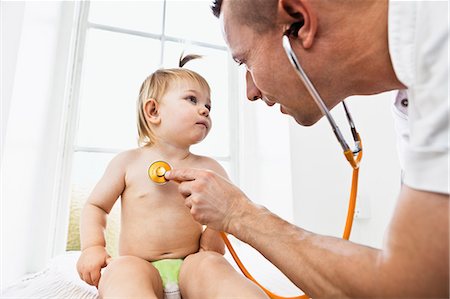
[2,252,98,299]
[2,240,303,298]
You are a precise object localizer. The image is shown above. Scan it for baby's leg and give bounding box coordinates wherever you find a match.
[98,255,163,299]
[179,251,269,299]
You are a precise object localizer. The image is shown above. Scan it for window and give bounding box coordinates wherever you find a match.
[64,1,238,254]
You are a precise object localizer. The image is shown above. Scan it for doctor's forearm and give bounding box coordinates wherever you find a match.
[228,188,449,298]
[228,202,383,298]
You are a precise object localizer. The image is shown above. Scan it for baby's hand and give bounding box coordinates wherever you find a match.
[76,246,111,287]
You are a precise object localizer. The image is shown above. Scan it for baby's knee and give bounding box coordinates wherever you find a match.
[102,256,156,281]
[179,252,227,293]
[99,256,162,298]
[182,251,228,273]
[106,256,142,271]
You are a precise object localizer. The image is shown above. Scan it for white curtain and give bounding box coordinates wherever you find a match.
[1,1,77,286]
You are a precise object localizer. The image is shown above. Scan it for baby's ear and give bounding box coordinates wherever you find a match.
[143,98,161,125]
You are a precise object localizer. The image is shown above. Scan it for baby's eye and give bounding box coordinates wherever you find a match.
[187,96,198,104]
[205,104,211,111]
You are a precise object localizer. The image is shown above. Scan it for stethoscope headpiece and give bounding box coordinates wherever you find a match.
[148,160,172,185]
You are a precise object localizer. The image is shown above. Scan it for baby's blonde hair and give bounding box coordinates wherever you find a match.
[137,55,210,147]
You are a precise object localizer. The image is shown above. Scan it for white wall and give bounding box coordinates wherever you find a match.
[289,92,401,248]
[1,1,77,286]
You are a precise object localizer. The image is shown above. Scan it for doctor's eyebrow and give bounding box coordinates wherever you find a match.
[231,52,247,66]
[233,57,244,66]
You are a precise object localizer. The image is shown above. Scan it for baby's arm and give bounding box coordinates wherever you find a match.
[198,158,229,255]
[77,152,128,286]
[200,227,225,254]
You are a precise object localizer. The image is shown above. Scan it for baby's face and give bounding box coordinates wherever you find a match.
[158,80,212,145]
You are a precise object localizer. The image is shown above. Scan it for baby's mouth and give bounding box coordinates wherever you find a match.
[196,121,208,129]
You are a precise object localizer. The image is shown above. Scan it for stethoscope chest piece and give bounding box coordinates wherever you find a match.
[148,160,172,185]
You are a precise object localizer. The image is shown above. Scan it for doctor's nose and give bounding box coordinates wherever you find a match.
[246,71,262,102]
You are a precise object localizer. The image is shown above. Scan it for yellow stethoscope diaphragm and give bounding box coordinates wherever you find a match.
[148,160,172,185]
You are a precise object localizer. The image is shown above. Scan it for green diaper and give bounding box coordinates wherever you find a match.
[151,259,183,289]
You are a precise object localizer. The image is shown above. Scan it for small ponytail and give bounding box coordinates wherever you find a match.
[179,52,202,68]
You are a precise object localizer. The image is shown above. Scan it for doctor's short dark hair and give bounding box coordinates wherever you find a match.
[211,0,277,33]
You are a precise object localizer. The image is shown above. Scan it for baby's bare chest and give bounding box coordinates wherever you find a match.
[119,156,207,216]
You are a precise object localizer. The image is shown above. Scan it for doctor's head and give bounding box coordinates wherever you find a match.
[212,0,399,126]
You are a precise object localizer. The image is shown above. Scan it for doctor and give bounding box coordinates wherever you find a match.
[165,0,449,297]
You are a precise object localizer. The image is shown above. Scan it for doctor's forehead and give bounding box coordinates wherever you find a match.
[217,0,278,53]
[222,21,250,60]
[219,5,254,59]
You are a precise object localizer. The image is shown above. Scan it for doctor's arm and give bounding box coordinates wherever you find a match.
[234,185,448,298]
[166,169,449,298]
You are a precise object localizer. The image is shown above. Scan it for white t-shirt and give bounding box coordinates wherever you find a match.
[388,1,449,195]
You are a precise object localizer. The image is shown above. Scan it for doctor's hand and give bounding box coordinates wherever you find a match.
[165,168,250,232]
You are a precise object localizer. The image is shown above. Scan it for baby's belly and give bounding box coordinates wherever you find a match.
[118,206,202,261]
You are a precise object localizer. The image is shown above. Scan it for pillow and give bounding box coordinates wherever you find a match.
[66,185,120,257]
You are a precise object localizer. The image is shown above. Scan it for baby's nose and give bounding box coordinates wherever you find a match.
[199,106,209,117]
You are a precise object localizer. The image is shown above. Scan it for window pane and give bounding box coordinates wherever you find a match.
[88,1,164,35]
[77,29,161,149]
[165,0,225,46]
[163,41,230,157]
[71,151,116,189]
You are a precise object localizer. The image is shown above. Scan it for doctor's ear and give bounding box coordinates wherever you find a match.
[279,0,317,49]
[143,98,161,125]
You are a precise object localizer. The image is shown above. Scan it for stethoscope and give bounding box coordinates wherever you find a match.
[281,34,363,243]
[148,35,363,299]
[282,35,362,165]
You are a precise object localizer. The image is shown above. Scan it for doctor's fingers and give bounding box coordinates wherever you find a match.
[165,167,202,182]
[178,181,195,198]
[177,175,214,197]
[183,196,193,209]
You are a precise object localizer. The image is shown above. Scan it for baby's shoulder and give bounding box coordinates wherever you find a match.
[109,148,142,167]
[191,155,228,177]
[114,148,140,160]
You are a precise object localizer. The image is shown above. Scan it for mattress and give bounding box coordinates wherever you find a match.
[2,240,303,298]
